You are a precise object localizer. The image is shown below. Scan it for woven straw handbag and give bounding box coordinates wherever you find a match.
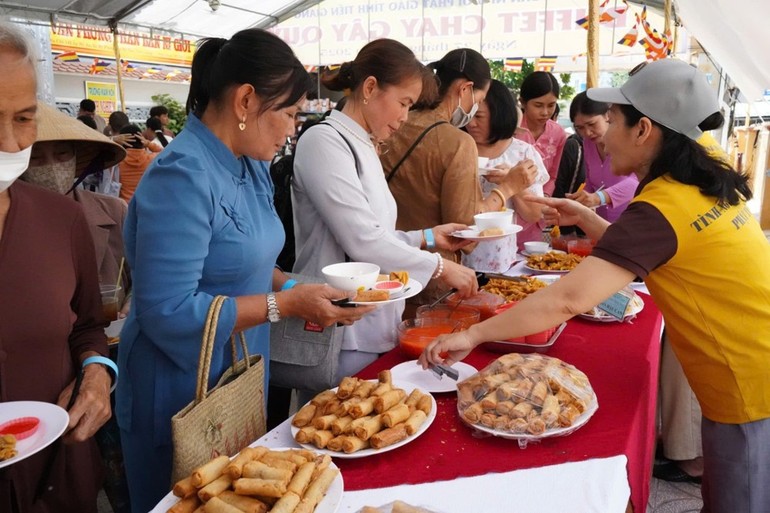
[171,295,266,482]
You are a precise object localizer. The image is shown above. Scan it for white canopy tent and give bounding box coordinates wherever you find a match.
[1,0,767,102]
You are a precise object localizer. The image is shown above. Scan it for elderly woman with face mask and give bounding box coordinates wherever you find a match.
[0,22,113,513]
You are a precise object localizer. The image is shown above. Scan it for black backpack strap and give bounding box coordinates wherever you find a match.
[386,120,447,183]
[317,121,361,177]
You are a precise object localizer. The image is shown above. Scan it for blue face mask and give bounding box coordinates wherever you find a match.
[0,146,32,193]
[450,87,479,128]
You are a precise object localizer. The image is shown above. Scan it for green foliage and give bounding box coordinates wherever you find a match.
[610,71,628,88]
[150,93,187,134]
[488,59,574,100]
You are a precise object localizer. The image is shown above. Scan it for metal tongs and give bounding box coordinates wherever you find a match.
[428,363,460,381]
[425,271,490,310]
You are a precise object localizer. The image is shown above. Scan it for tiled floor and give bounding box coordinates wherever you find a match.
[647,478,703,513]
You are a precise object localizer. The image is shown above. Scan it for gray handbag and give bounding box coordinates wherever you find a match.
[268,273,344,391]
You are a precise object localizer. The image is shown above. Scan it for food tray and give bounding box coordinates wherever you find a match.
[481,322,566,354]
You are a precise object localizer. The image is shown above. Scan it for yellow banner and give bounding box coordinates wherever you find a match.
[85,81,117,119]
[51,23,194,67]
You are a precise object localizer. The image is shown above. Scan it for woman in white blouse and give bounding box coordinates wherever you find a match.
[464,80,550,271]
[292,39,478,380]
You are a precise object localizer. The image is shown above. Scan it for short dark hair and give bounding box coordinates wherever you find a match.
[108,110,129,131]
[482,80,518,144]
[322,39,427,105]
[77,114,98,130]
[145,116,163,131]
[79,99,96,112]
[568,91,609,122]
[419,48,490,109]
[119,124,144,149]
[186,28,311,118]
[149,105,168,117]
[520,71,560,102]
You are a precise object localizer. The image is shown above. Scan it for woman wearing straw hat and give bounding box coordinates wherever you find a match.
[0,22,113,513]
[422,59,770,513]
[22,102,130,311]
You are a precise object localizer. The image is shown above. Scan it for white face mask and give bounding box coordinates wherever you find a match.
[22,154,77,195]
[450,87,479,128]
[0,146,33,193]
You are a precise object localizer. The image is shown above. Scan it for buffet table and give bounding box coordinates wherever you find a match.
[258,293,663,513]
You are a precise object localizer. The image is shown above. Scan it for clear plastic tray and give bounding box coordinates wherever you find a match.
[481,322,566,354]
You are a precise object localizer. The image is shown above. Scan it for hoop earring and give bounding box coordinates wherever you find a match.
[363,98,369,105]
[238,116,246,131]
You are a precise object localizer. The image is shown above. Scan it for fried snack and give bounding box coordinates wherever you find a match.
[463,402,483,423]
[336,377,359,399]
[291,403,317,428]
[269,491,301,513]
[192,455,230,488]
[0,434,17,461]
[353,414,384,440]
[336,398,360,417]
[311,454,332,479]
[559,404,582,427]
[311,414,338,430]
[293,467,339,513]
[374,389,406,413]
[381,403,411,427]
[550,225,561,239]
[173,476,197,499]
[310,390,336,407]
[495,400,516,416]
[216,491,267,513]
[325,436,345,452]
[479,227,504,237]
[351,380,377,399]
[330,415,354,436]
[295,426,317,444]
[198,474,233,502]
[349,397,376,418]
[259,456,297,472]
[404,388,424,408]
[371,381,392,397]
[378,369,392,384]
[353,289,389,302]
[526,251,583,271]
[169,494,201,513]
[224,447,266,479]
[403,410,427,436]
[310,430,334,449]
[416,394,433,416]
[480,391,498,411]
[390,271,409,285]
[233,478,287,498]
[529,381,549,407]
[342,436,370,453]
[511,401,533,419]
[287,461,316,496]
[370,424,408,449]
[242,461,293,482]
[202,496,242,513]
[482,276,548,303]
[527,416,546,435]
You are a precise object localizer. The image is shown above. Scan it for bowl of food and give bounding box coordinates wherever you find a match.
[397,318,462,359]
[416,304,481,329]
[322,262,380,291]
[523,241,550,255]
[473,210,513,231]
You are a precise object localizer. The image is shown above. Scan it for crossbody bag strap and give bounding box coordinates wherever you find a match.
[386,120,448,183]
[567,142,583,193]
[318,121,361,177]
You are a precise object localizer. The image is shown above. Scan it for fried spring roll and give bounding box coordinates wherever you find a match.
[291,403,317,428]
[295,426,318,444]
[337,398,360,417]
[370,381,392,397]
[242,461,293,482]
[257,456,296,472]
[294,467,338,513]
[325,435,345,452]
[416,394,433,415]
[225,447,266,479]
[351,380,377,399]
[336,377,359,399]
[353,414,383,440]
[312,413,338,430]
[168,495,201,513]
[323,398,342,416]
[191,455,230,488]
[403,409,427,436]
[197,473,232,502]
[342,436,370,453]
[268,491,301,513]
[511,378,534,400]
[493,414,511,431]
[349,397,376,419]
[382,403,411,427]
[495,400,516,416]
[310,430,335,449]
[287,461,316,496]
[463,402,483,423]
[511,401,533,419]
[232,478,287,498]
[378,369,392,384]
[374,389,406,413]
[172,476,197,499]
[370,424,408,449]
[330,415,354,435]
[311,454,332,479]
[310,389,336,407]
[482,372,510,389]
[527,416,546,435]
[541,394,560,426]
[201,496,241,513]
[559,404,581,427]
[404,388,424,408]
[480,391,498,411]
[508,417,529,433]
[216,491,267,513]
[456,382,475,407]
[529,381,548,407]
[496,382,517,400]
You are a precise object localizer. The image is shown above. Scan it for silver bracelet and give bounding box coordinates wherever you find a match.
[432,253,444,280]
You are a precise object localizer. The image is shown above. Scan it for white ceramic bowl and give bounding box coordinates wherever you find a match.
[322,262,380,291]
[524,241,550,254]
[474,210,513,230]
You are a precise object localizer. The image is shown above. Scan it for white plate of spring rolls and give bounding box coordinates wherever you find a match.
[390,360,478,394]
[290,379,437,459]
[149,446,343,513]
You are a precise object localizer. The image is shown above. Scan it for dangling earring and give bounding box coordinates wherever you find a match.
[238,116,246,131]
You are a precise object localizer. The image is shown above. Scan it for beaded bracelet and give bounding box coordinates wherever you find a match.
[432,253,444,280]
[82,355,119,393]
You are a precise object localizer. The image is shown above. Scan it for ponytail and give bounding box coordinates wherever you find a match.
[186,37,227,116]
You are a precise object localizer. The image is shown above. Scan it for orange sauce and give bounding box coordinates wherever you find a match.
[399,325,455,358]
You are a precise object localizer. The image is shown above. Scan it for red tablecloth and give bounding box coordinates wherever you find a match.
[338,293,663,512]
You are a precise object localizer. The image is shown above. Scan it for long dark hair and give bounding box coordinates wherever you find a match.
[322,38,431,103]
[520,71,560,102]
[478,79,517,144]
[618,104,751,205]
[186,29,311,117]
[417,48,490,110]
[146,117,169,147]
[569,91,609,122]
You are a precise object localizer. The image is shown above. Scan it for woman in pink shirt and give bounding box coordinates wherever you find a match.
[566,92,638,222]
[515,71,567,196]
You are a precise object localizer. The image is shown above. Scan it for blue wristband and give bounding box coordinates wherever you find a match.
[82,355,119,393]
[424,228,436,250]
[597,190,607,206]
[281,279,297,291]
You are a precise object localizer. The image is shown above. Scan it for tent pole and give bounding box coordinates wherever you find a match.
[586,0,599,88]
[110,22,126,111]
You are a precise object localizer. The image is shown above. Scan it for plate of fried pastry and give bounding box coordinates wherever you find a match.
[291,371,436,458]
[451,224,522,242]
[456,353,598,448]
